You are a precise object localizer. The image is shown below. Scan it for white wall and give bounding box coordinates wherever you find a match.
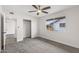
[38,6,79,48]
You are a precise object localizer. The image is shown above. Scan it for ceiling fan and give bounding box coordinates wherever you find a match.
[28,5,51,15]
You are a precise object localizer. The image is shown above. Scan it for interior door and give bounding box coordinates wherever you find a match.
[23,20,31,38]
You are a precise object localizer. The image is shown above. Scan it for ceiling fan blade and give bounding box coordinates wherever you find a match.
[42,11,48,14]
[42,6,50,10]
[32,5,38,9]
[28,11,36,12]
[37,13,39,15]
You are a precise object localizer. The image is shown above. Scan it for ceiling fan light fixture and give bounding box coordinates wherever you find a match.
[28,5,51,15]
[37,10,42,13]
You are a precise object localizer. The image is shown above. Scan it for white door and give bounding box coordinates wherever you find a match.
[23,20,31,38]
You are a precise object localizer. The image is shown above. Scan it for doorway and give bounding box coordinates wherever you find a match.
[23,20,31,38]
[5,18,17,45]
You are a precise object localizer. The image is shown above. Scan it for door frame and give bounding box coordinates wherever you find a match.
[1,14,4,51]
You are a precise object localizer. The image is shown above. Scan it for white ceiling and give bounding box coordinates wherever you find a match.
[2,5,75,18]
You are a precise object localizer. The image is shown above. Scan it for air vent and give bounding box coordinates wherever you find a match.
[9,12,14,15]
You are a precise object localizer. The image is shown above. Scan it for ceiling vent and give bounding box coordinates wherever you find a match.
[9,12,14,15]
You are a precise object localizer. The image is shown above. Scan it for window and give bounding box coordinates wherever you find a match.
[53,19,65,32]
[46,16,66,32]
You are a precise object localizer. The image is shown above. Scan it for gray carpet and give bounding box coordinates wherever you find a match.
[4,37,79,53]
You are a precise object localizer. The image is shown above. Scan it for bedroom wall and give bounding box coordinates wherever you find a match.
[38,6,79,48]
